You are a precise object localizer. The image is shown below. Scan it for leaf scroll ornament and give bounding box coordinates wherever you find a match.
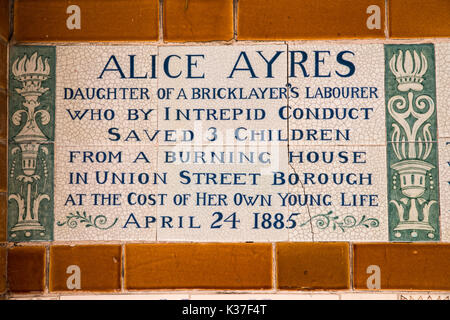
[57,211,118,230]
[299,211,379,232]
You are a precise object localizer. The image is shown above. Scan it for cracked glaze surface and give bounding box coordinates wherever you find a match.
[8,43,448,242]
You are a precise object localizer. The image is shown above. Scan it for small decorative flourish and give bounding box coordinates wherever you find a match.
[298,211,379,232]
[57,211,118,230]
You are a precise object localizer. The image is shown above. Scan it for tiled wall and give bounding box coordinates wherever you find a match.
[1,0,450,299]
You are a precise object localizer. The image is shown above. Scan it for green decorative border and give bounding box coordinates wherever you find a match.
[385,44,440,241]
[8,46,56,241]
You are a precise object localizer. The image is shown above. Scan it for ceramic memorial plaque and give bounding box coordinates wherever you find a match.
[6,43,446,244]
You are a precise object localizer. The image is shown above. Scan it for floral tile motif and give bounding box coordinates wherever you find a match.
[8,46,56,241]
[385,44,440,241]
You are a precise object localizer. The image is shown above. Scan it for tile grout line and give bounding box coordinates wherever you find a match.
[284,41,314,243]
[10,38,450,47]
[2,243,8,298]
[159,0,164,43]
[8,0,13,42]
[384,0,389,39]
[283,41,306,243]
[383,40,390,243]
[121,243,125,293]
[233,0,238,41]
[432,44,443,242]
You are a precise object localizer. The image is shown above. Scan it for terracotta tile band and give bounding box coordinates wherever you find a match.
[12,1,450,42]
[0,0,9,42]
[49,245,122,292]
[277,242,350,290]
[4,243,450,294]
[0,246,5,294]
[125,243,273,290]
[163,0,234,42]
[238,0,386,40]
[0,41,6,89]
[389,0,450,38]
[14,0,159,42]
[7,246,46,293]
[353,243,450,290]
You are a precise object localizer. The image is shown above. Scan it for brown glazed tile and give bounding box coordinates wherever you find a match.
[164,0,233,42]
[0,142,5,193]
[125,243,272,290]
[277,243,350,290]
[389,0,450,38]
[0,0,9,42]
[0,193,6,242]
[353,243,450,290]
[0,246,5,294]
[14,0,159,42]
[0,41,6,89]
[49,245,121,292]
[0,90,6,140]
[237,0,385,40]
[8,246,46,293]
